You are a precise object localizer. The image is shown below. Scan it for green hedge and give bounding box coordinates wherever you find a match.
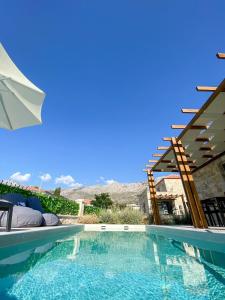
[0,183,79,216]
[84,205,101,215]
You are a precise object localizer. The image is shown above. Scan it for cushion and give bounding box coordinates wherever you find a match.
[0,206,42,228]
[0,193,27,206]
[42,213,59,226]
[26,197,44,213]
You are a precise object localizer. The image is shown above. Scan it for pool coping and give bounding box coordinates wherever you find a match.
[146,225,225,253]
[0,225,84,249]
[1,224,225,252]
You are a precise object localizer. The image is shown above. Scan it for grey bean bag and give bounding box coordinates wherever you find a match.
[42,213,59,226]
[27,197,59,226]
[0,193,59,227]
[0,206,42,228]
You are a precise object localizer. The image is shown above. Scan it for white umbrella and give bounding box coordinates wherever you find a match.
[0,43,45,130]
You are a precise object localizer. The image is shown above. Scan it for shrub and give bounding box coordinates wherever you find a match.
[144,214,153,224]
[99,210,120,224]
[78,214,99,224]
[118,208,144,224]
[84,206,101,215]
[160,215,175,225]
[99,208,145,224]
[173,214,192,225]
[0,182,79,216]
[160,214,192,225]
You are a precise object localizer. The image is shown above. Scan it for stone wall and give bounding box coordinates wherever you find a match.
[58,215,78,225]
[138,188,150,214]
[193,153,225,200]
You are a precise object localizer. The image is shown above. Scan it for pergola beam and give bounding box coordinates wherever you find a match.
[153,154,163,157]
[157,146,169,150]
[216,52,225,59]
[162,137,173,141]
[181,108,199,114]
[199,146,213,151]
[195,137,210,142]
[202,154,214,158]
[171,125,186,129]
[196,86,217,92]
[171,124,207,130]
[149,159,158,163]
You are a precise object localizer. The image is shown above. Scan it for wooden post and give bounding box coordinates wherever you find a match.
[147,170,161,225]
[171,138,208,228]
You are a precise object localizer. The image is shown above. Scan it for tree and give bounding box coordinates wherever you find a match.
[92,193,113,209]
[54,187,61,197]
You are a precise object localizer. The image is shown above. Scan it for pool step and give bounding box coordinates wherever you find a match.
[100,225,130,231]
[84,224,146,232]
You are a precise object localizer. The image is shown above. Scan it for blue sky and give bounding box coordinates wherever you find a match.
[0,1,225,189]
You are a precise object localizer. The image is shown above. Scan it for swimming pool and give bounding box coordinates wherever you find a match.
[0,230,225,299]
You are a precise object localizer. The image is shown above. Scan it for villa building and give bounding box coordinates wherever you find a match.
[139,175,188,216]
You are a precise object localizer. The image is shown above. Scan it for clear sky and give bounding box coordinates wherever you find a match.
[0,1,225,189]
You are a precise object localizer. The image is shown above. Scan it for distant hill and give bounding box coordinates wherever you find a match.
[61,182,147,204]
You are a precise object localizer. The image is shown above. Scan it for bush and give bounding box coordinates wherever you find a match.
[84,206,101,215]
[160,215,175,225]
[99,208,144,224]
[144,214,153,224]
[173,214,192,225]
[160,214,192,225]
[0,182,79,216]
[99,210,120,224]
[78,214,99,224]
[118,208,144,224]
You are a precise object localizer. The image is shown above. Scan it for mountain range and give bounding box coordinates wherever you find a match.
[61,182,147,204]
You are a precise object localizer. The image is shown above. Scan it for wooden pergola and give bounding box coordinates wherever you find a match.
[144,52,225,228]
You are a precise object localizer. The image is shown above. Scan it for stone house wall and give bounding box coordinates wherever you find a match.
[139,178,187,215]
[192,153,225,200]
[163,179,186,198]
[138,187,150,214]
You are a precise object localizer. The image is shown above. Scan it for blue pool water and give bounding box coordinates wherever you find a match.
[0,231,225,299]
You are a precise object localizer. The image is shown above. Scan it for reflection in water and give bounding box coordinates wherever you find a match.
[67,236,80,260]
[0,231,225,299]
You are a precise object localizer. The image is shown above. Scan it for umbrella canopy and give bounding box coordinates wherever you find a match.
[0,43,45,130]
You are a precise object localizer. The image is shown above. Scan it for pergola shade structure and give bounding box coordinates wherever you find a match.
[152,79,225,173]
[145,70,225,228]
